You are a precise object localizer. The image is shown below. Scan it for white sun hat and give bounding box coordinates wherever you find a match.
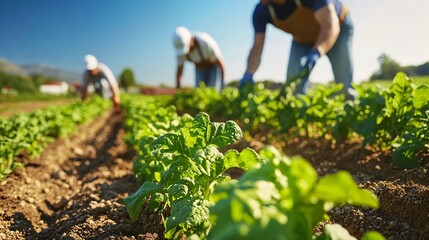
[173,26,192,56]
[84,54,98,70]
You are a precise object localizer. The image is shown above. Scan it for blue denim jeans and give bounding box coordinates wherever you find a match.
[287,13,355,99]
[195,65,220,90]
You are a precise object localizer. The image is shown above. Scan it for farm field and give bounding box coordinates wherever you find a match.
[0,110,157,239]
[0,107,427,239]
[1,74,429,239]
[0,99,76,118]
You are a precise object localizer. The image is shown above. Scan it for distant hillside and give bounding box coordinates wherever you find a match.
[0,58,81,83]
[21,64,81,84]
[0,58,29,77]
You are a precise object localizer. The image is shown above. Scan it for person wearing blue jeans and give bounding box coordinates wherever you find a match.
[195,65,222,90]
[240,0,356,100]
[173,26,225,91]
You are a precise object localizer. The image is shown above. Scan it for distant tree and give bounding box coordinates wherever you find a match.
[119,68,136,92]
[0,72,37,92]
[403,62,429,76]
[370,53,402,80]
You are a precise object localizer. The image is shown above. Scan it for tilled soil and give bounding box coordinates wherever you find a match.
[273,135,429,240]
[1,111,428,240]
[0,110,164,240]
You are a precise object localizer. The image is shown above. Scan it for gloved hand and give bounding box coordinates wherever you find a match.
[238,73,254,89]
[302,48,321,73]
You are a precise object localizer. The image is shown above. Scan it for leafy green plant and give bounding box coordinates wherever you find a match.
[121,95,193,182]
[209,146,381,240]
[392,108,429,168]
[124,112,260,239]
[0,96,110,180]
[122,94,386,238]
[169,84,222,116]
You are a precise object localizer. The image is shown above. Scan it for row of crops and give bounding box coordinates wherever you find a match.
[169,72,429,169]
[120,95,385,239]
[0,97,110,180]
[120,72,428,239]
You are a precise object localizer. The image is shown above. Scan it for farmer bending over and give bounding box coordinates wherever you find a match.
[240,0,356,100]
[82,54,121,111]
[173,26,226,91]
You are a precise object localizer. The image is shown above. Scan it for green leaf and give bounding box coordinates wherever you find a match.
[288,157,318,199]
[258,145,283,161]
[284,203,325,238]
[148,192,165,212]
[168,183,189,201]
[315,224,357,240]
[413,85,429,109]
[152,132,190,156]
[124,181,159,220]
[224,148,260,171]
[209,120,243,147]
[162,155,197,186]
[391,72,410,95]
[190,112,214,147]
[193,146,223,176]
[191,112,243,148]
[165,198,210,236]
[361,231,386,240]
[392,145,420,169]
[356,115,378,139]
[209,180,281,240]
[311,171,379,208]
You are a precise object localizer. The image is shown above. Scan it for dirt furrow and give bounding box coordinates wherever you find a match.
[0,110,164,239]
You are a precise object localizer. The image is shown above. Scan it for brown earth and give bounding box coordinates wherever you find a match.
[264,135,428,240]
[140,87,176,96]
[1,110,428,239]
[0,110,164,240]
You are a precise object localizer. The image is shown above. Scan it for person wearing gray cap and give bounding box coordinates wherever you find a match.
[81,54,121,111]
[173,26,225,91]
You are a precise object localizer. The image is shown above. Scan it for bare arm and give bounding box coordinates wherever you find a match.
[107,83,120,98]
[101,65,121,108]
[245,32,265,74]
[314,3,340,55]
[176,64,183,89]
[81,85,88,101]
[107,82,120,105]
[81,74,89,102]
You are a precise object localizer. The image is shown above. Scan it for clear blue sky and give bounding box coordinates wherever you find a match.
[1,0,428,87]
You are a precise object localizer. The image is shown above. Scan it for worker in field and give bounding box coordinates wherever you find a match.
[239,0,356,100]
[173,26,226,91]
[81,54,121,111]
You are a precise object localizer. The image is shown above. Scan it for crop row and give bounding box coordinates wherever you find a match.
[0,97,110,180]
[169,72,429,169]
[120,95,384,240]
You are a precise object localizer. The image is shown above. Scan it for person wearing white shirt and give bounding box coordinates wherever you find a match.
[82,54,121,111]
[173,26,225,91]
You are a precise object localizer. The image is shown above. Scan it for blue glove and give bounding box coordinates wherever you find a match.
[302,48,321,72]
[238,73,254,88]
